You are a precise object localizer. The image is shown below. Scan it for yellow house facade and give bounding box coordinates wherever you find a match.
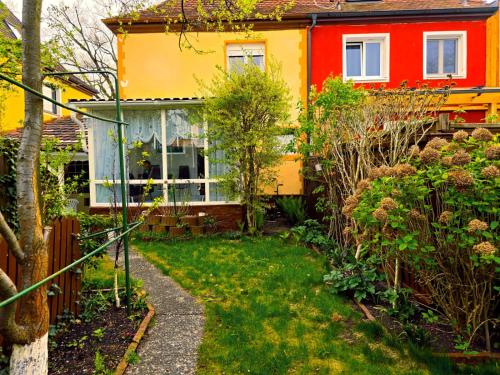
[116,30,307,196]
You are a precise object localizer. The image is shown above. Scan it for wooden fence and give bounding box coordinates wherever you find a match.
[0,217,81,325]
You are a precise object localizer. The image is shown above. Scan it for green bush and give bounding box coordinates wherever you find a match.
[345,129,500,345]
[276,196,306,225]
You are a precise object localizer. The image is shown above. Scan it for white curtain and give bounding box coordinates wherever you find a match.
[166,109,203,147]
[124,109,162,148]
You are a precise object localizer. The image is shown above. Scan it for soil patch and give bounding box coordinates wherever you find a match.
[49,304,146,374]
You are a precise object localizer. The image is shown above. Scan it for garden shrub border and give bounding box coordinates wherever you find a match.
[354,300,500,363]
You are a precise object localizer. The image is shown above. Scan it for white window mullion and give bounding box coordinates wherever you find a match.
[161,109,168,204]
[203,119,210,203]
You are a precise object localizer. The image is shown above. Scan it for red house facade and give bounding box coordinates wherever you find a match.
[309,1,499,123]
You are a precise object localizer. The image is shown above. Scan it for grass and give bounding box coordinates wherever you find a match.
[132,235,498,375]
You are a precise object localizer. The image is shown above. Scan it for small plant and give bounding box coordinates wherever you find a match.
[276,196,306,225]
[421,310,439,325]
[80,291,112,322]
[126,350,141,365]
[66,335,88,349]
[324,255,382,301]
[290,219,332,251]
[92,328,106,342]
[94,351,113,375]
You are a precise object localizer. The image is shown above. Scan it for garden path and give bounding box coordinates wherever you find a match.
[115,247,205,375]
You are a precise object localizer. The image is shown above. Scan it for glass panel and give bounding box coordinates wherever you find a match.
[228,55,244,72]
[208,147,229,178]
[124,110,163,181]
[95,184,122,205]
[252,55,265,71]
[346,43,362,77]
[167,183,206,203]
[209,183,230,202]
[166,109,204,180]
[426,39,439,74]
[90,111,119,180]
[128,183,164,203]
[365,42,381,76]
[443,39,457,74]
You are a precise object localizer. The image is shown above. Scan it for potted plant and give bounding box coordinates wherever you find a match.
[169,223,186,237]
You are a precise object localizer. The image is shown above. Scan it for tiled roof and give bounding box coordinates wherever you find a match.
[104,0,497,24]
[0,1,21,40]
[5,116,85,149]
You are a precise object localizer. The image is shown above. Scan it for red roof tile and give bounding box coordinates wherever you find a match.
[104,0,497,25]
[5,116,85,149]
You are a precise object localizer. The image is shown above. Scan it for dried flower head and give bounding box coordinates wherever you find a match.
[368,165,395,179]
[467,219,488,233]
[391,189,402,198]
[471,128,493,142]
[408,145,420,158]
[342,204,356,218]
[393,163,417,177]
[356,179,372,194]
[427,137,449,150]
[448,169,474,189]
[420,147,440,164]
[380,197,398,211]
[451,149,471,166]
[344,195,359,207]
[439,211,453,224]
[481,165,500,178]
[473,241,497,256]
[409,209,427,222]
[453,130,469,143]
[373,207,388,222]
[442,156,453,166]
[485,145,500,160]
[444,142,460,152]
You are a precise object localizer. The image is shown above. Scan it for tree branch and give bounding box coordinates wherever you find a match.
[0,210,24,261]
[0,267,29,344]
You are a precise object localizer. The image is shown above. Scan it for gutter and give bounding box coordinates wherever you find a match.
[312,7,498,21]
[307,14,317,105]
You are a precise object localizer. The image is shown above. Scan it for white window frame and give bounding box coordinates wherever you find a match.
[342,33,390,83]
[88,107,238,207]
[423,31,467,80]
[226,43,265,71]
[42,85,61,115]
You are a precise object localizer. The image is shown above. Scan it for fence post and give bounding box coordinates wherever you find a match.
[437,113,450,132]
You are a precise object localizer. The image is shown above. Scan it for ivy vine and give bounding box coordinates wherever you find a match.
[0,137,19,232]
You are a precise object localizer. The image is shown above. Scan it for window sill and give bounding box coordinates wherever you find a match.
[343,76,389,83]
[424,74,466,80]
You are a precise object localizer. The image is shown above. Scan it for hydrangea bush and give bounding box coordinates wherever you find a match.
[345,128,499,345]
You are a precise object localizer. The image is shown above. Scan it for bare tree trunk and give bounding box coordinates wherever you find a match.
[3,1,49,373]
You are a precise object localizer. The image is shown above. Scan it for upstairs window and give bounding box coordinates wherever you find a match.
[42,85,61,115]
[343,34,389,82]
[424,31,466,79]
[226,43,265,72]
[5,21,21,39]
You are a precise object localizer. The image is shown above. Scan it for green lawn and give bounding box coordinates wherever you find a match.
[132,236,492,375]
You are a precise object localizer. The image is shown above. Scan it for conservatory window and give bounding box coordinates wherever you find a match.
[88,107,234,206]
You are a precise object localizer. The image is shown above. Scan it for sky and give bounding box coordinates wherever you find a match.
[5,0,101,19]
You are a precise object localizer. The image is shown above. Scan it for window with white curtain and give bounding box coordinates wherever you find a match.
[88,107,234,206]
[343,34,389,82]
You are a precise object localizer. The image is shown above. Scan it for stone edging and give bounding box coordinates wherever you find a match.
[354,299,500,363]
[115,302,156,375]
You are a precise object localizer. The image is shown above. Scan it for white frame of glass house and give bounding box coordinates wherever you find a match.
[75,99,237,207]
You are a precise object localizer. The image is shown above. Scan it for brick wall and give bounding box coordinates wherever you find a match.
[89,204,243,231]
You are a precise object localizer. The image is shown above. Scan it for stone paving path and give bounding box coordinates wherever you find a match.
[118,248,205,375]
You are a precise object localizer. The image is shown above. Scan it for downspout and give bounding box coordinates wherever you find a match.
[306,14,317,147]
[69,104,88,153]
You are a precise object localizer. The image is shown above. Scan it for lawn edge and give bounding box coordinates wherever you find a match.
[114,302,156,375]
[355,300,500,364]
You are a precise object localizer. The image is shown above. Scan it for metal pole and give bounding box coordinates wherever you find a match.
[113,75,132,315]
[46,70,132,314]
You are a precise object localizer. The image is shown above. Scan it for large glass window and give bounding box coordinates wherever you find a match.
[424,32,466,79]
[343,34,389,82]
[88,107,234,206]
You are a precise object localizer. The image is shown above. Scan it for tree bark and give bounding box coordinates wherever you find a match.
[6,0,49,373]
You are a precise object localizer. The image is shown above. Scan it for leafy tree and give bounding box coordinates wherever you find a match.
[199,62,290,232]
